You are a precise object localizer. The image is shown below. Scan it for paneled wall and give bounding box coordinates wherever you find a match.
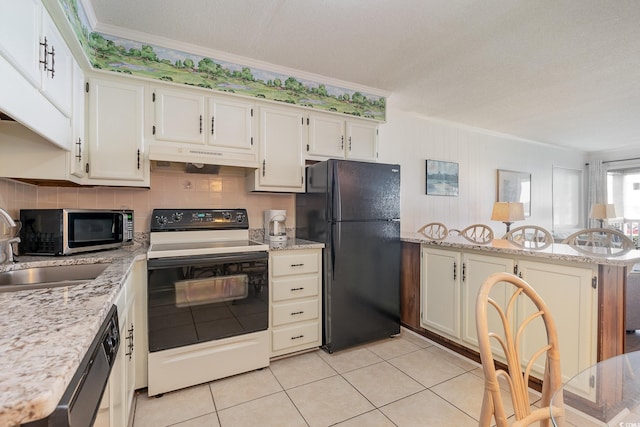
[0,167,294,235]
[378,105,588,235]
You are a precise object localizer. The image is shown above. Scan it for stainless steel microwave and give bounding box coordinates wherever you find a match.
[19,209,134,255]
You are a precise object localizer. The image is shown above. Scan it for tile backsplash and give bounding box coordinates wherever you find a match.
[0,166,294,235]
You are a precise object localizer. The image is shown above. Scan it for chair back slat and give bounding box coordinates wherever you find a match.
[476,272,564,426]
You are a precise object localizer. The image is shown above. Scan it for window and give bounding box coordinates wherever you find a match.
[607,167,640,239]
[552,167,583,231]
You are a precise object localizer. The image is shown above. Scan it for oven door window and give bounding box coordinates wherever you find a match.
[147,252,268,352]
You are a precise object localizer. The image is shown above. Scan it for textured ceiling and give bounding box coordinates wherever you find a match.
[88,0,640,152]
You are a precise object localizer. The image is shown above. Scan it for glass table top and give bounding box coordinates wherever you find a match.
[551,351,640,426]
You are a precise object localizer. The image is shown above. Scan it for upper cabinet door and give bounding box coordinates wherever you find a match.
[346,120,378,161]
[208,97,253,151]
[39,10,73,118]
[307,113,345,159]
[88,77,146,182]
[257,106,304,190]
[0,0,41,86]
[69,61,85,178]
[153,88,206,144]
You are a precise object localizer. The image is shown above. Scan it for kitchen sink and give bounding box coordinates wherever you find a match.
[0,263,109,293]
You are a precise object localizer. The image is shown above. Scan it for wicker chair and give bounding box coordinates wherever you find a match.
[450,224,494,244]
[477,272,564,427]
[417,222,448,241]
[561,228,634,251]
[502,225,553,250]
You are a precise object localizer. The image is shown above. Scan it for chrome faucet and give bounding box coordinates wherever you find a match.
[0,208,20,264]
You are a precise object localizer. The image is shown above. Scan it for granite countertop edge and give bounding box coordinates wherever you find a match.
[260,237,325,251]
[402,233,640,267]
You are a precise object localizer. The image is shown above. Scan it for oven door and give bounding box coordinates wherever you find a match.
[147,251,268,352]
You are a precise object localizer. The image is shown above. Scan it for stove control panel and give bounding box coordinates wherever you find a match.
[151,208,249,231]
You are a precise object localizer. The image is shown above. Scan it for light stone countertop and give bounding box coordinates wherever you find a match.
[402,233,640,267]
[0,244,148,427]
[0,238,323,426]
[258,237,325,251]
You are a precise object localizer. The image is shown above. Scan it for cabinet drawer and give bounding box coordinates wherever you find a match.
[272,275,319,301]
[272,252,319,277]
[273,299,319,326]
[272,322,319,351]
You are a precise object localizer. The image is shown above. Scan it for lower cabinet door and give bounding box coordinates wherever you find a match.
[518,260,597,392]
[460,253,514,352]
[420,247,461,339]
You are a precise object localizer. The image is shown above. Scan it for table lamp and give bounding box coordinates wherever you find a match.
[589,203,616,228]
[491,202,525,233]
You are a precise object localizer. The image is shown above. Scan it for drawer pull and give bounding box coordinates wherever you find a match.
[291,334,305,340]
[290,263,305,267]
[290,287,305,291]
[291,311,304,316]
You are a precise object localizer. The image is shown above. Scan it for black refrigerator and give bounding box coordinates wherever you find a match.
[296,159,401,353]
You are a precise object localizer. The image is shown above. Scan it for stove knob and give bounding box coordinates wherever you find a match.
[222,212,231,220]
[172,212,183,222]
[156,216,168,226]
[236,213,245,223]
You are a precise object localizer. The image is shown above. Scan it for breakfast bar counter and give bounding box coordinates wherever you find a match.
[400,233,640,370]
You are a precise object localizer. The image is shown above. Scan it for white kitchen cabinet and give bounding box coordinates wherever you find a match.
[345,119,378,161]
[153,87,205,144]
[0,0,72,149]
[149,86,257,168]
[208,96,253,151]
[39,9,73,118]
[87,76,149,186]
[517,260,597,390]
[460,252,514,352]
[306,112,346,159]
[133,260,148,390]
[305,112,378,162]
[420,247,461,338]
[69,61,85,178]
[419,244,598,390]
[0,1,72,118]
[0,0,42,87]
[270,249,322,357]
[97,259,146,427]
[246,105,305,192]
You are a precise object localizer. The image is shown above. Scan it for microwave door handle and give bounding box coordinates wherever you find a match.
[120,212,126,242]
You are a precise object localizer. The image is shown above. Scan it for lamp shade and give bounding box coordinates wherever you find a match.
[491,202,525,222]
[589,203,616,220]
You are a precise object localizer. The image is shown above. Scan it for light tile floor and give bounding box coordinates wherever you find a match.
[132,330,545,427]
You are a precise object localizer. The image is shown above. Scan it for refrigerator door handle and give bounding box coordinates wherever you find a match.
[332,164,342,222]
[331,222,342,277]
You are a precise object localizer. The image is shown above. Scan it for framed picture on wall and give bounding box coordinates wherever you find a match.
[426,159,459,196]
[497,169,531,216]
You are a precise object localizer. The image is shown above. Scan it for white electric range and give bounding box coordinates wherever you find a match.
[146,208,269,396]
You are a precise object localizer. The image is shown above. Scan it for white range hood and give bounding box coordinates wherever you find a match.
[148,144,259,170]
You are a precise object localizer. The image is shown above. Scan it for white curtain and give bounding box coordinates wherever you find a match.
[587,159,606,228]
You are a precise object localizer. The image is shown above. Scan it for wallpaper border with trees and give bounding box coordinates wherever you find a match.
[59,0,386,121]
